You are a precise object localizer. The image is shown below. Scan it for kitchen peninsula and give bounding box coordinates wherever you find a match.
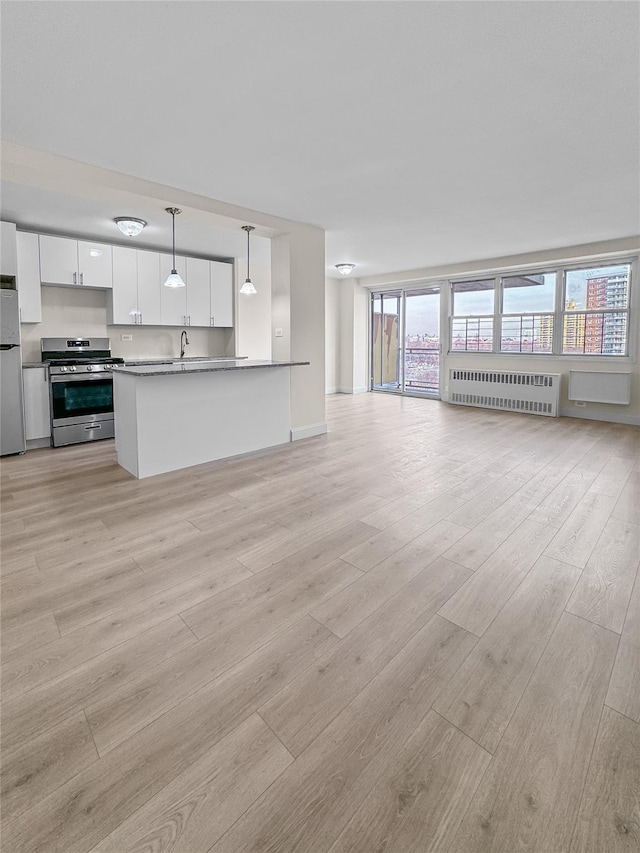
[112,359,309,478]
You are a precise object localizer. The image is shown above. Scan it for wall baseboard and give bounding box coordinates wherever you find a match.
[290,422,328,441]
[26,437,52,450]
[336,386,369,395]
[325,387,339,395]
[559,407,639,426]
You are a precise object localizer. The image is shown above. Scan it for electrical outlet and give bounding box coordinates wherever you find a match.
[574,400,587,407]
[275,328,284,338]
[121,334,133,342]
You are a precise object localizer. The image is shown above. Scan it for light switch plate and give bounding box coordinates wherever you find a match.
[275,328,284,338]
[121,334,133,342]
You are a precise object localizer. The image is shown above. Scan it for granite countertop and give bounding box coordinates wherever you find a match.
[123,356,245,366]
[111,359,310,377]
[21,356,245,368]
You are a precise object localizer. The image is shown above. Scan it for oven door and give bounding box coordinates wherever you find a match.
[50,373,114,428]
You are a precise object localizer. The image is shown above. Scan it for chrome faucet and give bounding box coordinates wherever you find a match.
[180,329,190,359]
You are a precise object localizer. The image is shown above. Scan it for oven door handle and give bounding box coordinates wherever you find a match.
[49,373,113,383]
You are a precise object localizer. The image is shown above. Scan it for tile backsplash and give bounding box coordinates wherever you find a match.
[20,286,234,362]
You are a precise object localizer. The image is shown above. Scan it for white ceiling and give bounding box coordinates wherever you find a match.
[1,1,638,279]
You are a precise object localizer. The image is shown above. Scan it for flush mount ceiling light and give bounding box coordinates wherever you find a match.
[239,225,257,295]
[335,263,355,276]
[114,217,147,237]
[164,208,185,288]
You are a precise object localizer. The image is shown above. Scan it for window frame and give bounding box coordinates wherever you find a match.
[446,256,636,361]
[498,270,557,355]
[559,263,632,357]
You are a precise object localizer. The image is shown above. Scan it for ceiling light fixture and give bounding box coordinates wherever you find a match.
[240,225,257,295]
[164,208,185,288]
[114,217,147,237]
[335,263,355,276]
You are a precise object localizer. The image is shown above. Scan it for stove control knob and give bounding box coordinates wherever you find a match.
[69,365,77,372]
[60,366,68,372]
[87,365,94,371]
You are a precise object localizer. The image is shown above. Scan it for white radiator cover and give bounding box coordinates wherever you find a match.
[448,369,561,417]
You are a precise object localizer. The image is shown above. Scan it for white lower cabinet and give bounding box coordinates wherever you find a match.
[16,232,42,323]
[23,367,51,442]
[210,261,234,327]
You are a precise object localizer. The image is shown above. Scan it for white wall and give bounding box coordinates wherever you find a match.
[325,278,369,394]
[234,260,272,360]
[273,227,326,436]
[325,278,340,393]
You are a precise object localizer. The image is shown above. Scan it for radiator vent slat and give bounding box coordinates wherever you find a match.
[449,370,561,417]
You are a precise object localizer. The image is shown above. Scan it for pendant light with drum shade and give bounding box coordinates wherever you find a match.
[164,208,185,287]
[239,225,257,294]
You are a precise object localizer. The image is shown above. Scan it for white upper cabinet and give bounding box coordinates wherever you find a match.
[210,261,234,327]
[186,257,210,327]
[1,221,17,276]
[137,251,162,326]
[159,253,188,326]
[39,235,78,285]
[39,235,112,288]
[16,232,42,323]
[77,240,113,289]
[110,246,138,324]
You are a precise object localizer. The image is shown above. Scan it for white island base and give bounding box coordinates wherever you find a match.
[113,363,296,479]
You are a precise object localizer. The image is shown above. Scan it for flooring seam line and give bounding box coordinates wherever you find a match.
[430,707,493,757]
[254,710,296,761]
[602,703,640,726]
[566,688,610,853]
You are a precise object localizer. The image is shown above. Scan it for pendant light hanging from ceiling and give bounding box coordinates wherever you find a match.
[164,207,185,287]
[239,225,257,294]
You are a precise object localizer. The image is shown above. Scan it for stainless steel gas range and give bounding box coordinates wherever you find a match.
[41,338,124,447]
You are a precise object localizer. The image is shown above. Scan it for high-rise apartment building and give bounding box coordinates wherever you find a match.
[585,272,629,353]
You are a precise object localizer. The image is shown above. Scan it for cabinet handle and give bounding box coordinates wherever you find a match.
[211,316,215,326]
[80,272,84,285]
[139,312,143,324]
[188,315,191,326]
[73,272,77,284]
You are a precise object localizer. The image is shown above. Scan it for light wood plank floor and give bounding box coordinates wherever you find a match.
[1,393,639,853]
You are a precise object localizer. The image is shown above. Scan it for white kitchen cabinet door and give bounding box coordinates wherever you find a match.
[1,221,17,276]
[77,241,113,289]
[160,253,188,326]
[186,257,210,326]
[137,251,162,326]
[23,367,51,441]
[110,246,138,324]
[39,235,78,285]
[210,261,234,327]
[16,232,42,323]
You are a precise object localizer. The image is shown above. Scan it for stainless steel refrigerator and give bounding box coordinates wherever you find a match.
[1,286,26,455]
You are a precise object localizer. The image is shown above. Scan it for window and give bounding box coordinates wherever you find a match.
[562,264,631,355]
[448,260,634,358]
[451,279,495,351]
[500,272,556,354]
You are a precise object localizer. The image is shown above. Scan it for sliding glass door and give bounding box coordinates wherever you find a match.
[404,287,441,395]
[371,286,441,397]
[371,292,402,391]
